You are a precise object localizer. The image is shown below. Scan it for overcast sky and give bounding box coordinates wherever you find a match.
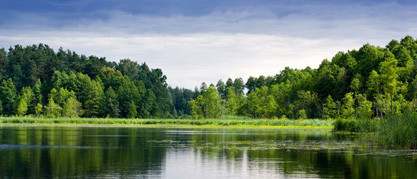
[1,0,416,89]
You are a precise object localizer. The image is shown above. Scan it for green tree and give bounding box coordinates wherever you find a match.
[297,109,307,119]
[0,79,17,115]
[233,78,245,94]
[16,87,34,116]
[296,90,320,118]
[35,103,43,116]
[32,79,42,111]
[323,95,337,119]
[379,50,398,114]
[17,98,28,116]
[367,70,384,118]
[139,89,157,118]
[0,100,3,114]
[350,75,362,94]
[85,79,104,117]
[189,86,223,118]
[216,79,226,99]
[128,101,137,118]
[62,97,81,118]
[341,92,355,119]
[46,97,61,118]
[225,87,239,115]
[356,94,372,119]
[202,86,223,118]
[117,77,141,118]
[189,96,203,119]
[225,87,245,115]
[246,86,277,118]
[101,87,120,118]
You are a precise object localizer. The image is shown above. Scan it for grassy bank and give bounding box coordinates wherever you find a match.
[0,117,334,129]
[333,112,417,149]
[375,113,417,149]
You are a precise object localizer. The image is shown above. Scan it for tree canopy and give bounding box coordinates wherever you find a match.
[1,35,417,119]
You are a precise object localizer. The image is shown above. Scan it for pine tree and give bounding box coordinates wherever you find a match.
[0,79,17,115]
[102,87,120,118]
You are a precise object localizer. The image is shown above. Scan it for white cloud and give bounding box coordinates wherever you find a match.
[0,2,416,89]
[0,32,367,88]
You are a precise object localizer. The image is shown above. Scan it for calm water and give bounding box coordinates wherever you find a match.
[0,126,416,178]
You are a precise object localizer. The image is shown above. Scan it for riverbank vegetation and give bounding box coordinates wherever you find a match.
[374,113,417,149]
[0,35,416,120]
[333,112,417,149]
[0,36,417,147]
[0,117,333,128]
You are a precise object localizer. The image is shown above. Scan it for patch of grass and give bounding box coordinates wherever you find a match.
[333,118,378,133]
[333,112,417,149]
[0,117,334,128]
[375,113,417,149]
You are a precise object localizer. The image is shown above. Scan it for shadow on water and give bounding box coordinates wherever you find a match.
[0,126,416,178]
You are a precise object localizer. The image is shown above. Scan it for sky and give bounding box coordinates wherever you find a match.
[0,0,416,89]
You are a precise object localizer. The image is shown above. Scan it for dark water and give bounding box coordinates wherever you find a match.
[0,126,416,178]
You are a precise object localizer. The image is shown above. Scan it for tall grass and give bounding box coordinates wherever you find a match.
[333,118,378,132]
[0,116,334,128]
[333,112,417,149]
[375,112,417,149]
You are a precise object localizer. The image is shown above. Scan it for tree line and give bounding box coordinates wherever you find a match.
[1,35,417,119]
[190,35,417,119]
[0,44,178,118]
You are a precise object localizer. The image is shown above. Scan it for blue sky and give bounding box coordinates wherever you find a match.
[1,0,416,88]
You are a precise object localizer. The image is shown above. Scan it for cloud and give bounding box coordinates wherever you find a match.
[0,1,416,89]
[0,32,367,89]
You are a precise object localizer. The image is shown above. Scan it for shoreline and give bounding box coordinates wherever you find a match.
[0,123,333,130]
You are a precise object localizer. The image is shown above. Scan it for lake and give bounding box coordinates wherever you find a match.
[0,126,416,178]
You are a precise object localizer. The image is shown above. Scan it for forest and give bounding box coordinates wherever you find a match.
[0,35,416,120]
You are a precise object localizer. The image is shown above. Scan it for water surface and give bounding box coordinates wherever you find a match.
[0,126,416,178]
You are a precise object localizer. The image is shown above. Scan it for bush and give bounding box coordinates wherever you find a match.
[333,118,377,132]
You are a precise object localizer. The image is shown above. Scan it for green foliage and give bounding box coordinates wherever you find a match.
[35,103,43,116]
[101,87,120,118]
[189,86,223,118]
[246,86,277,118]
[356,94,373,119]
[127,101,137,118]
[0,100,3,114]
[376,113,417,149]
[0,117,334,128]
[297,109,307,119]
[84,79,104,117]
[225,87,245,115]
[333,118,377,133]
[323,95,337,119]
[341,92,355,118]
[1,36,417,120]
[62,97,81,118]
[0,79,17,115]
[46,97,62,118]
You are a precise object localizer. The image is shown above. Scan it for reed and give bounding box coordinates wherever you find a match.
[0,117,334,128]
